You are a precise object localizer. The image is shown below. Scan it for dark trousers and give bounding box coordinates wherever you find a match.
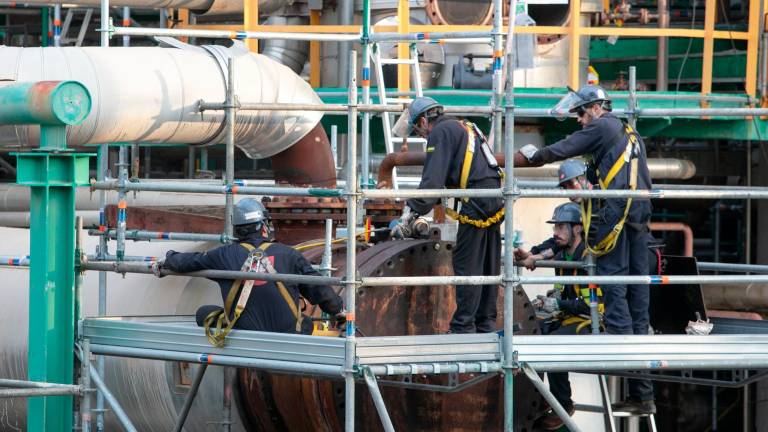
[449,223,501,333]
[539,319,591,410]
[595,219,654,401]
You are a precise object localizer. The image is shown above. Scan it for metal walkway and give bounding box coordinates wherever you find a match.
[82,317,768,376]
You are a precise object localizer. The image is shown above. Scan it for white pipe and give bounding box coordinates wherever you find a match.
[0,42,322,159]
[515,158,697,180]
[0,211,99,228]
[0,185,249,212]
[0,0,286,16]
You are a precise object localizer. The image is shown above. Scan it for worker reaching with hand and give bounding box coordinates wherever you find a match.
[390,97,504,334]
[516,85,655,414]
[515,202,603,430]
[158,199,345,346]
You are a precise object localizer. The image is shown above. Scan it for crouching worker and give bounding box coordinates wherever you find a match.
[161,198,344,345]
[514,202,603,430]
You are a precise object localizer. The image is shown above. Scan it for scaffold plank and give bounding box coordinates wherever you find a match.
[82,317,346,366]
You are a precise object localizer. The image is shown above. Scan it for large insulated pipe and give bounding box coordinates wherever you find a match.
[0,41,321,159]
[376,152,697,188]
[0,185,254,211]
[4,0,287,16]
[702,283,768,311]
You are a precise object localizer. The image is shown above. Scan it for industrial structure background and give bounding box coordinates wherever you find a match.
[1,0,768,430]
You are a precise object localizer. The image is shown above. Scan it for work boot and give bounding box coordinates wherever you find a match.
[539,405,575,431]
[612,398,657,415]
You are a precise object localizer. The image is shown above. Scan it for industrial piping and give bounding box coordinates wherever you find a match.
[375,151,697,188]
[0,42,322,159]
[2,0,289,16]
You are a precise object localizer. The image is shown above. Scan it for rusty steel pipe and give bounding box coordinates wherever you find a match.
[270,123,337,188]
[650,222,693,257]
[376,151,523,188]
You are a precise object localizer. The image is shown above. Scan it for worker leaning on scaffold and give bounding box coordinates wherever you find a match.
[516,85,656,414]
[515,201,604,430]
[390,97,504,334]
[158,199,345,347]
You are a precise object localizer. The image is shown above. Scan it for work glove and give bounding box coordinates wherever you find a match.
[151,259,165,278]
[518,144,539,163]
[541,296,560,314]
[390,206,417,239]
[333,311,347,329]
[546,288,562,301]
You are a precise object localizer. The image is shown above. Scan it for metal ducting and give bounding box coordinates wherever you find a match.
[3,0,286,16]
[703,284,768,311]
[261,16,310,74]
[515,158,697,180]
[0,42,322,159]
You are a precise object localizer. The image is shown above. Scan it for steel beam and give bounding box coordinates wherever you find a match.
[4,81,91,431]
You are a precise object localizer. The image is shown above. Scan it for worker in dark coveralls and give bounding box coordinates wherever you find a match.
[391,97,504,334]
[516,85,655,414]
[161,199,344,335]
[515,202,604,429]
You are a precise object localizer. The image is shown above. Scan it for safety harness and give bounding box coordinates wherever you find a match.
[444,121,506,228]
[580,122,641,257]
[203,242,302,348]
[554,249,605,332]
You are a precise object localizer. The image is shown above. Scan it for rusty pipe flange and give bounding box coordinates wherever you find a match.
[238,239,543,432]
[426,0,494,26]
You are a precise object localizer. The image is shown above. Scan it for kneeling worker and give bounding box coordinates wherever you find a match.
[515,202,603,430]
[161,199,344,343]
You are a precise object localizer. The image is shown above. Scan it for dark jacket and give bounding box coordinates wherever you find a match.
[532,239,600,317]
[406,116,503,221]
[164,234,343,333]
[530,113,652,224]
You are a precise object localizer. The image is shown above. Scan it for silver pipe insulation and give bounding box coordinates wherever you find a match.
[702,283,768,310]
[0,43,322,159]
[261,16,310,74]
[0,185,251,211]
[515,158,696,180]
[3,0,287,16]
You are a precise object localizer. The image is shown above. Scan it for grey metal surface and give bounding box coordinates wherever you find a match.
[356,333,500,365]
[82,317,346,366]
[0,43,321,159]
[262,16,310,74]
[6,0,284,16]
[515,334,768,369]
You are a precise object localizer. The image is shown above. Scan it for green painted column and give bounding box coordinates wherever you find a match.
[4,81,91,431]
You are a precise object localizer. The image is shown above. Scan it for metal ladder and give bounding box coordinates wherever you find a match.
[595,376,658,432]
[60,8,93,47]
[371,43,426,189]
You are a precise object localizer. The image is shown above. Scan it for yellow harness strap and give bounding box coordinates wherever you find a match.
[204,242,302,348]
[581,124,640,257]
[445,121,505,228]
[459,122,476,203]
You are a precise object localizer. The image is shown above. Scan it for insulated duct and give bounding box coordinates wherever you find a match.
[1,0,286,16]
[703,284,768,311]
[0,41,322,159]
[261,16,310,74]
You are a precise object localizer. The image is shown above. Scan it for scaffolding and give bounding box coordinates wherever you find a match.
[8,0,768,430]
